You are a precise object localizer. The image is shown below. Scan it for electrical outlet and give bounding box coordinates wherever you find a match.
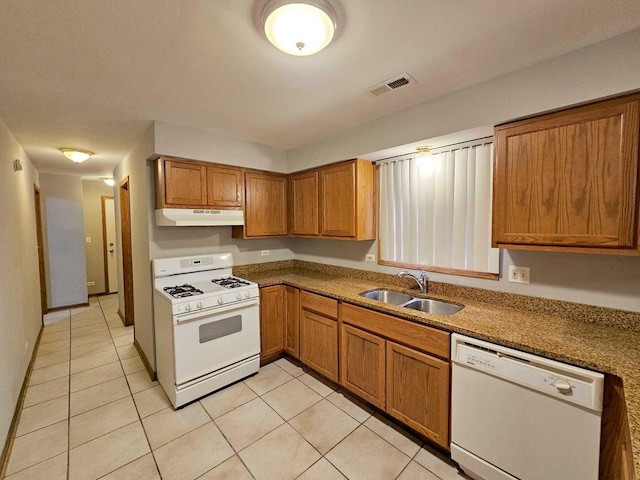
[86,236,91,243]
[365,254,376,262]
[261,250,270,256]
[508,266,530,284]
[24,341,29,352]
[87,281,95,286]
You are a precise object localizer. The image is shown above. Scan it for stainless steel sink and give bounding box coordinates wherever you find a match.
[402,298,463,315]
[361,290,413,305]
[360,289,463,315]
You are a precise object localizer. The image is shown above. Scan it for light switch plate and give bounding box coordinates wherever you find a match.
[261,250,269,256]
[86,236,91,243]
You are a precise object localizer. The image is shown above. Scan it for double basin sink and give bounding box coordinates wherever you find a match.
[360,289,463,316]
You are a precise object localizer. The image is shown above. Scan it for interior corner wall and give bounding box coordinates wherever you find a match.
[39,173,87,308]
[287,28,640,314]
[82,180,116,295]
[0,118,43,452]
[114,124,155,368]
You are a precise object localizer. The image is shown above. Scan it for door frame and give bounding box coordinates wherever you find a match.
[119,177,134,326]
[101,195,115,293]
[34,185,47,318]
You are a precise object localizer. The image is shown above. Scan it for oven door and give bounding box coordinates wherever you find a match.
[172,300,260,386]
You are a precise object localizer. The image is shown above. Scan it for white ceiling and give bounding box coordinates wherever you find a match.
[1,0,640,177]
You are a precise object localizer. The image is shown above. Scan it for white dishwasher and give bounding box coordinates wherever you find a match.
[450,333,604,480]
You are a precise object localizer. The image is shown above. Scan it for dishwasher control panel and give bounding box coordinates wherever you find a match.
[453,336,604,412]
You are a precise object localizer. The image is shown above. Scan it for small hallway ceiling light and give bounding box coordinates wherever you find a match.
[60,148,93,163]
[102,178,115,186]
[261,0,338,56]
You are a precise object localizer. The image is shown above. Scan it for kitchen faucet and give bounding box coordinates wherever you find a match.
[397,270,429,294]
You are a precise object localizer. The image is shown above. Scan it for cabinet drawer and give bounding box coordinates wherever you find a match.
[342,303,450,360]
[301,291,338,319]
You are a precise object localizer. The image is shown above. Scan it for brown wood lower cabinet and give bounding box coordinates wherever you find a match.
[259,285,284,362]
[386,341,450,449]
[300,309,338,382]
[340,324,386,409]
[283,286,300,358]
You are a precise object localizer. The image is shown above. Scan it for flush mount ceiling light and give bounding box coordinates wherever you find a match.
[60,148,93,163]
[102,178,115,186]
[416,146,432,155]
[261,0,337,56]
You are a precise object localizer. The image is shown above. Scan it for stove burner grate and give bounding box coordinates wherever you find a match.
[212,276,251,289]
[164,284,204,298]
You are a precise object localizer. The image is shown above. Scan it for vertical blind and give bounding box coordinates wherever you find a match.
[379,141,499,274]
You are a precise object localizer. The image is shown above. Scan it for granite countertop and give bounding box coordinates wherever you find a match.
[240,266,640,476]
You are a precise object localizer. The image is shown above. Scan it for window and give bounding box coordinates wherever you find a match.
[378,140,499,279]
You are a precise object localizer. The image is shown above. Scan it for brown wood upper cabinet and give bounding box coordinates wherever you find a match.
[233,172,288,238]
[289,159,375,240]
[156,156,244,210]
[319,159,375,240]
[493,93,640,254]
[291,170,319,236]
[206,165,243,208]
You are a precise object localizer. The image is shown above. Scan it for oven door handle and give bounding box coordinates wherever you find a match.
[175,299,259,324]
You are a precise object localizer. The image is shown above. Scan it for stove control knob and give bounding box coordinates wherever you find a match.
[185,304,192,312]
[196,301,203,309]
[217,297,224,305]
[554,379,572,394]
[245,292,251,299]
[236,293,242,301]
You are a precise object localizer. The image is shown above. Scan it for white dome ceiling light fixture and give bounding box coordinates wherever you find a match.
[102,178,116,186]
[261,0,338,56]
[60,148,93,164]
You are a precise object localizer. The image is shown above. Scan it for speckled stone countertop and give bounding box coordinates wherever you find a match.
[235,264,640,476]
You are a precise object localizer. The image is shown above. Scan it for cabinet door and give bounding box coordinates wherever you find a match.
[207,166,243,208]
[260,286,284,361]
[319,162,356,237]
[300,310,338,381]
[386,341,450,448]
[284,286,300,358]
[164,160,208,206]
[291,171,319,236]
[494,95,639,249]
[340,324,386,409]
[245,172,288,237]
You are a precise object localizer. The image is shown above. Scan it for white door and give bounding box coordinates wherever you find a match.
[104,197,118,293]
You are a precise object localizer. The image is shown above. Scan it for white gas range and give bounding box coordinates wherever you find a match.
[152,253,260,408]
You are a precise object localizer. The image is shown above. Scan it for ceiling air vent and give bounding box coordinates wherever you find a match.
[366,73,415,97]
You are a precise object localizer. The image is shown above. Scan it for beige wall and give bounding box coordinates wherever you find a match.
[114,126,155,367]
[39,173,87,308]
[82,180,115,295]
[0,118,42,450]
[287,28,640,314]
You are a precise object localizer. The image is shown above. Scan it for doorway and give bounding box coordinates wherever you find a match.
[34,185,47,318]
[119,177,134,327]
[101,196,118,294]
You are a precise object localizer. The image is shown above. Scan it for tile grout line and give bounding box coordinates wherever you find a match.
[105,296,163,480]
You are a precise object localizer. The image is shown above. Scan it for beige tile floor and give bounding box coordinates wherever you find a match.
[4,294,468,480]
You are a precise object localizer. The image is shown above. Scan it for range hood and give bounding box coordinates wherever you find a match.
[155,208,244,227]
